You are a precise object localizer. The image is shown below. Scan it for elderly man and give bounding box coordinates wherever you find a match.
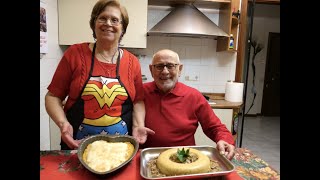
[142,49,235,160]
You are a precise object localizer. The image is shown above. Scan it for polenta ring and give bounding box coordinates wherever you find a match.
[156,148,211,175]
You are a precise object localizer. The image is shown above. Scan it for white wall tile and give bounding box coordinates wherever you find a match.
[198,85,215,93]
[201,38,217,47]
[212,85,226,93]
[229,67,236,81]
[201,45,218,66]
[198,66,214,84]
[152,42,171,55]
[141,63,152,82]
[183,83,199,90]
[183,65,200,83]
[213,67,232,82]
[171,37,202,46]
[216,51,237,66]
[154,36,171,45]
[40,58,59,85]
[169,44,186,59]
[186,45,202,59]
[182,46,202,65]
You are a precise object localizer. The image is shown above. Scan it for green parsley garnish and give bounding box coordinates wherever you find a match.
[177,148,190,163]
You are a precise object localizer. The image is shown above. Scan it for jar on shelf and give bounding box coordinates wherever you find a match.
[229,34,234,49]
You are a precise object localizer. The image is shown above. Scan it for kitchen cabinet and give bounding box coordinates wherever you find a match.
[58,0,147,48]
[216,0,241,52]
[214,108,233,131]
[195,108,233,146]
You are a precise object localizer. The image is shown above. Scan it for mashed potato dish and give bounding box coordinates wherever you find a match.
[82,140,134,172]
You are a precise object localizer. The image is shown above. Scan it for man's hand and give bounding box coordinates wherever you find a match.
[216,140,235,160]
[60,121,80,149]
[132,126,155,144]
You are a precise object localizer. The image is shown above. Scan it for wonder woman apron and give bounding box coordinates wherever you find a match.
[61,43,133,150]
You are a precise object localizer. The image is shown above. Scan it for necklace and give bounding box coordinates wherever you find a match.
[98,49,118,64]
[98,60,112,76]
[97,51,119,76]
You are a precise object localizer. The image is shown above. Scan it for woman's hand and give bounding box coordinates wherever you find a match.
[60,121,80,149]
[132,126,155,144]
[216,140,235,160]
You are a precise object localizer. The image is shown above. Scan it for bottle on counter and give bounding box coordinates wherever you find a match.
[229,34,234,49]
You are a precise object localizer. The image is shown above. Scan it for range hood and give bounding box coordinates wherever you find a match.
[148,4,229,38]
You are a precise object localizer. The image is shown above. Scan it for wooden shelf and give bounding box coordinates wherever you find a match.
[227,49,238,52]
[232,16,239,26]
[216,0,240,52]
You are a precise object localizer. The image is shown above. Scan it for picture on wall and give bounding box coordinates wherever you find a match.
[40,1,48,53]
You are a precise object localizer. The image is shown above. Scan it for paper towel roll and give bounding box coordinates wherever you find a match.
[225,82,244,102]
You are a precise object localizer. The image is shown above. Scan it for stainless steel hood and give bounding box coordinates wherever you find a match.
[148,4,229,38]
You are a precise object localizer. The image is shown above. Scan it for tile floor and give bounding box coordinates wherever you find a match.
[237,116,280,173]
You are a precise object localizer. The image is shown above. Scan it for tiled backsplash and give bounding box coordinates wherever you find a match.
[127,36,236,93]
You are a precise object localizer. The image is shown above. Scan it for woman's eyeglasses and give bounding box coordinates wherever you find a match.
[152,63,179,71]
[96,16,122,26]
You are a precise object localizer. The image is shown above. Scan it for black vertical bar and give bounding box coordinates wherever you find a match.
[238,0,256,148]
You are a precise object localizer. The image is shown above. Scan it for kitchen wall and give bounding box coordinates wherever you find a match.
[244,4,280,115]
[40,0,63,150]
[39,2,237,150]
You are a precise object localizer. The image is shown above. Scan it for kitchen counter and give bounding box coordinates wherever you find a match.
[202,93,242,109]
[40,148,280,180]
[209,99,242,109]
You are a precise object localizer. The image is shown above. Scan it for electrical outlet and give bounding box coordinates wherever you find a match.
[185,73,199,81]
[189,75,199,81]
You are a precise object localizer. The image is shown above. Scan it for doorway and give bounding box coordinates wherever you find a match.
[261,32,280,116]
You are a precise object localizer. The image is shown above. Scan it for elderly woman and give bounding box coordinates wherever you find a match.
[45,0,154,150]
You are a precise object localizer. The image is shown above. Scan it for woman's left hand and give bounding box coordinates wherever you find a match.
[132,126,155,144]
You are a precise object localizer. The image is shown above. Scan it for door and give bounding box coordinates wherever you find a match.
[261,32,280,116]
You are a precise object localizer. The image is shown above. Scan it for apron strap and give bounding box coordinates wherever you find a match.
[75,43,96,99]
[115,49,121,78]
[88,43,96,76]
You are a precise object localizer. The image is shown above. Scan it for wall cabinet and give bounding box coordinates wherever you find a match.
[195,108,233,146]
[58,0,147,48]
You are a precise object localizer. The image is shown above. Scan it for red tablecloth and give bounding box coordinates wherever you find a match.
[40,148,280,180]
